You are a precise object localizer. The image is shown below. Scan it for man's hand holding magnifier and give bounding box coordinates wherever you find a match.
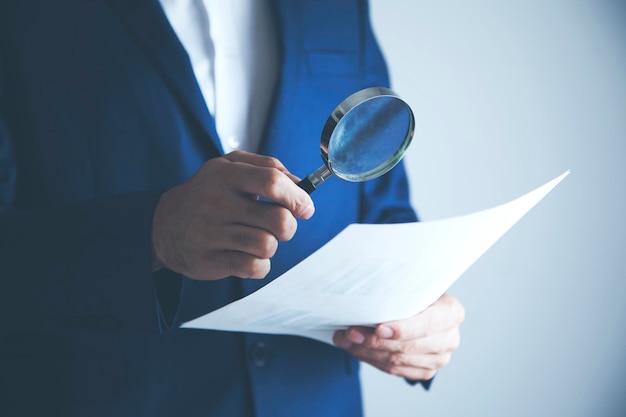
[152,151,315,280]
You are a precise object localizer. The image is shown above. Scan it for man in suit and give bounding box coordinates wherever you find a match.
[0,0,464,415]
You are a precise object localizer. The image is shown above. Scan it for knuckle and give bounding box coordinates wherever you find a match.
[445,294,466,324]
[388,353,405,368]
[205,157,231,178]
[259,234,279,258]
[263,156,283,169]
[233,230,255,251]
[421,369,437,380]
[251,259,271,278]
[239,258,271,279]
[291,197,308,217]
[434,353,452,369]
[399,341,418,355]
[264,168,284,192]
[274,209,297,241]
[456,302,466,324]
[225,258,241,277]
[232,231,278,259]
[450,330,461,351]
[364,337,385,350]
[392,325,406,340]
[203,155,223,169]
[384,363,402,376]
[274,206,292,225]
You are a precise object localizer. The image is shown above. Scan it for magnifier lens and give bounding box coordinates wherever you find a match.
[298,87,415,194]
[328,96,414,181]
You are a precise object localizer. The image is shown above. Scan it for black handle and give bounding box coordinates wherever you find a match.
[297,177,317,194]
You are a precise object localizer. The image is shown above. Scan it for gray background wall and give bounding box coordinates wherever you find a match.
[362,1,626,416]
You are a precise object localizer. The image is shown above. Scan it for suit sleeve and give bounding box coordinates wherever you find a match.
[0,191,167,335]
[0,55,172,335]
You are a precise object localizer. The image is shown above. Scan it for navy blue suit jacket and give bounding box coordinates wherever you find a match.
[0,0,418,415]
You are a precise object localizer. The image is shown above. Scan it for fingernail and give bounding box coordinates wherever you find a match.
[302,203,315,218]
[377,326,394,339]
[347,329,365,345]
[334,337,352,350]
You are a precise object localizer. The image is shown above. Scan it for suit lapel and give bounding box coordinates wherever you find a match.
[105,0,223,155]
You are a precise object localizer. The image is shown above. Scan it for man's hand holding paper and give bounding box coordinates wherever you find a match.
[182,171,569,380]
[334,293,465,380]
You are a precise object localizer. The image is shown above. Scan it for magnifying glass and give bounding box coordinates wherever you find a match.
[297,87,415,194]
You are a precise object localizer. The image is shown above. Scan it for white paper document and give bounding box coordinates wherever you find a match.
[182,171,570,344]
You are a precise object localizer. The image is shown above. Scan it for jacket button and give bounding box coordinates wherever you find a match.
[249,341,270,367]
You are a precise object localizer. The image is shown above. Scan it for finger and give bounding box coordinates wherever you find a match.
[234,199,299,242]
[338,327,461,355]
[221,224,279,259]
[193,250,271,280]
[223,151,304,191]
[368,363,438,381]
[224,159,314,219]
[407,328,461,354]
[223,150,290,173]
[355,347,453,374]
[375,293,465,341]
[340,335,452,379]
[333,327,374,349]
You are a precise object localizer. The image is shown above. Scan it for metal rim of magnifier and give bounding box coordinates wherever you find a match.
[320,86,415,182]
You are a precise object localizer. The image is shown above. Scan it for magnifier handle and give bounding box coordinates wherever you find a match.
[297,177,317,194]
[297,165,333,194]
